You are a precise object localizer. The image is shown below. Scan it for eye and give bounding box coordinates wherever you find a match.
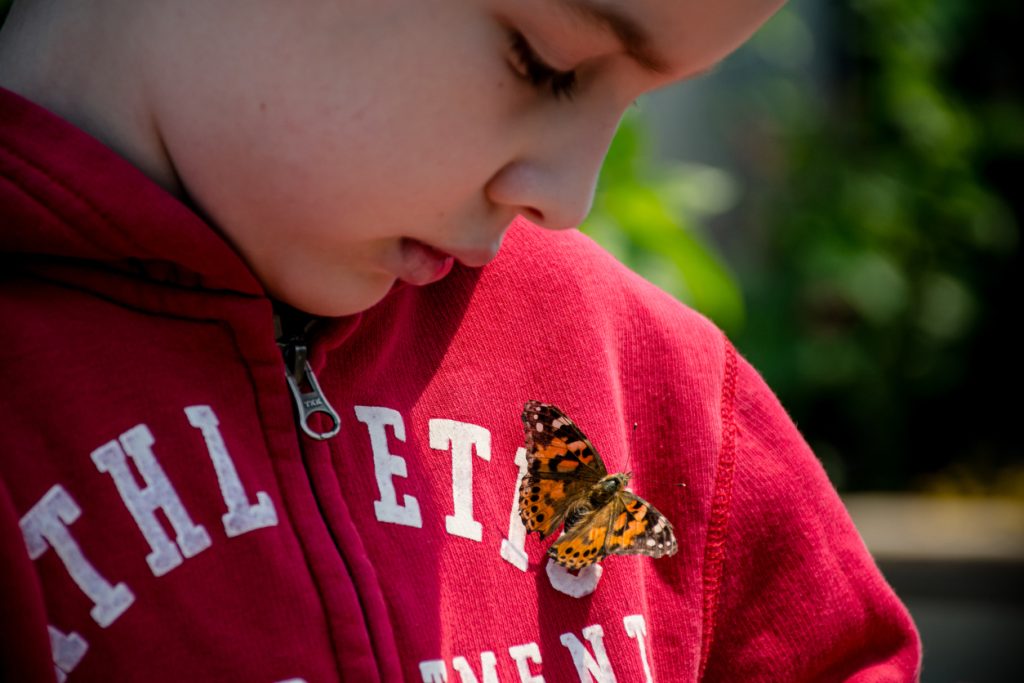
[508,30,578,101]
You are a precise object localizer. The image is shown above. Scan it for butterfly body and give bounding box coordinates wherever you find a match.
[564,472,630,530]
[519,401,678,570]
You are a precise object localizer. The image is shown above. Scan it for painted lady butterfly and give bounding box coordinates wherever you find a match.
[519,400,678,570]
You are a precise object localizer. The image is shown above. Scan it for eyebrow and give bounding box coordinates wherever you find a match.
[555,0,673,75]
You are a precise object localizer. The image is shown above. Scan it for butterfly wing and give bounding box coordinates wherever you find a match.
[603,490,678,560]
[545,502,617,569]
[520,401,607,540]
[546,490,677,569]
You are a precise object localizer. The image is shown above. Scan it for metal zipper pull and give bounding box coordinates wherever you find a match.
[277,316,342,441]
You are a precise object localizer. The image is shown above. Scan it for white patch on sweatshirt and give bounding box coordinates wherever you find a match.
[20,485,135,627]
[508,642,546,683]
[560,624,617,682]
[355,406,422,527]
[48,624,87,682]
[419,659,448,682]
[622,615,653,683]
[430,419,491,542]
[91,425,212,577]
[546,558,602,598]
[500,447,530,572]
[415,615,660,683]
[452,651,500,683]
[184,405,278,537]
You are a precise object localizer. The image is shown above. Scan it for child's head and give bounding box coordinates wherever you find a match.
[0,0,783,315]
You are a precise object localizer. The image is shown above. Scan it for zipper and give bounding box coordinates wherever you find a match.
[275,312,342,441]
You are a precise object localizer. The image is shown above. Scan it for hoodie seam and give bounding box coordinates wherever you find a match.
[0,139,133,257]
[697,334,739,679]
[8,256,266,301]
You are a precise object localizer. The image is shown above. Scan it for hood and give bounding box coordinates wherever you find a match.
[0,85,263,296]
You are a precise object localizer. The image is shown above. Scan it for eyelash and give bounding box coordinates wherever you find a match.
[508,30,578,101]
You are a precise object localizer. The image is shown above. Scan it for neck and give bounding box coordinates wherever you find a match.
[0,0,183,198]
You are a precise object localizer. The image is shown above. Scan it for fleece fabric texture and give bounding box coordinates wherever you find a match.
[0,85,921,682]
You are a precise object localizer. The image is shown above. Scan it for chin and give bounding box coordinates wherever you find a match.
[272,275,396,318]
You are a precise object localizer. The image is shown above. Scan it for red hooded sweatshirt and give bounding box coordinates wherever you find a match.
[0,86,920,682]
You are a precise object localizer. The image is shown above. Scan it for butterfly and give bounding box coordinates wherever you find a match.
[519,400,678,570]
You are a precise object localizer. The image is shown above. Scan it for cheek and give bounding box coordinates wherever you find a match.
[162,0,521,254]
[311,70,510,214]
[290,11,520,217]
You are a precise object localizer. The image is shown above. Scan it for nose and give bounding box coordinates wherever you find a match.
[485,106,622,231]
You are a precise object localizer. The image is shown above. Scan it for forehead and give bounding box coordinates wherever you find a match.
[546,0,786,80]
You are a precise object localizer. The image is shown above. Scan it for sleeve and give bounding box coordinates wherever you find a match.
[0,480,58,682]
[698,346,921,682]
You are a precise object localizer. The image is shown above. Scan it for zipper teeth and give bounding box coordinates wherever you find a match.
[279,335,308,386]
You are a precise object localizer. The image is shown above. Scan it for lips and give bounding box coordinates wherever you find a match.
[397,238,455,286]
[443,243,501,269]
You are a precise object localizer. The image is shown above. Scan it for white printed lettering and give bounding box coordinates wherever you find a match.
[91,425,212,577]
[20,485,135,627]
[500,447,530,571]
[419,659,448,683]
[354,406,422,527]
[185,405,278,537]
[508,642,545,683]
[48,624,87,683]
[560,624,617,683]
[430,419,491,541]
[546,557,602,598]
[623,615,653,683]
[452,651,499,683]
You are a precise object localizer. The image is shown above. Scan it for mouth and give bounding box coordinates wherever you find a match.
[396,232,505,285]
[397,238,456,286]
[443,243,501,269]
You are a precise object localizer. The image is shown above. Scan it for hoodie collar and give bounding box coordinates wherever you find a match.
[0,85,264,296]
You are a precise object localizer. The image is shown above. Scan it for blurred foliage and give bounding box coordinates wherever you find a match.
[581,114,746,331]
[742,0,1020,493]
[588,0,1022,493]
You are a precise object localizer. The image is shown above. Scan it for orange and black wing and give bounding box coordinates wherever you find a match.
[519,401,606,540]
[603,490,677,560]
[547,491,677,569]
[545,503,617,569]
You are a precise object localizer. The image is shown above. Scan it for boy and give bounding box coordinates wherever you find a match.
[0,0,921,681]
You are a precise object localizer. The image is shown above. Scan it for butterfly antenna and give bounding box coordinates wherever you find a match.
[624,421,638,477]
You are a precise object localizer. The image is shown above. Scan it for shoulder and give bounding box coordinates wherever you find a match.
[700,346,923,680]
[475,217,727,367]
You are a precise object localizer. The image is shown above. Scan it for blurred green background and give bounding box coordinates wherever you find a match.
[582,0,1022,499]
